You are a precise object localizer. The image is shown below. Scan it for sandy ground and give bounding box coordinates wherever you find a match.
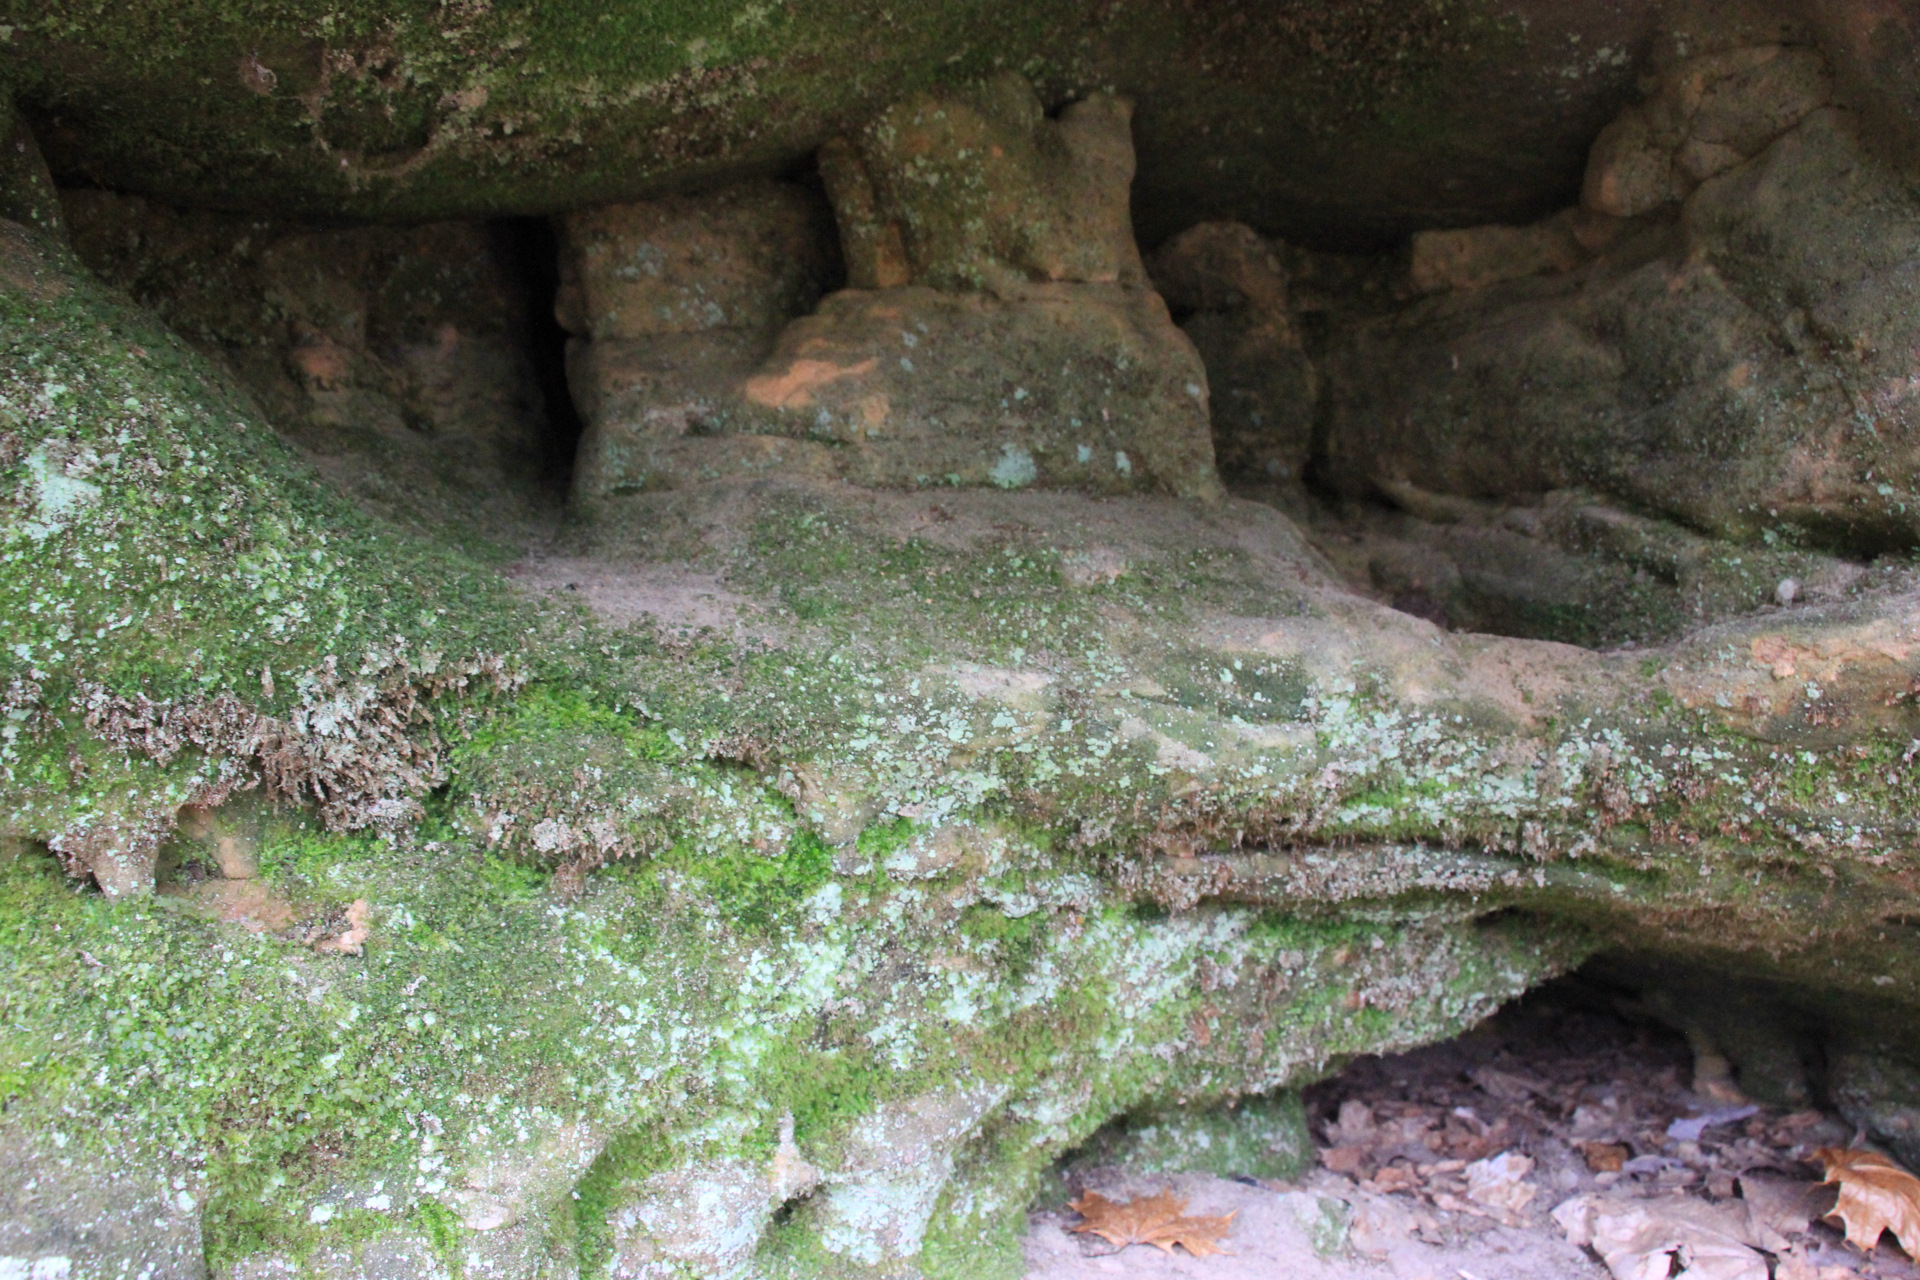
[1025,1168,1606,1280]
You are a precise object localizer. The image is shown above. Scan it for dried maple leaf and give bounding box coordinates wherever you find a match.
[1067,1189,1235,1257]
[1814,1147,1920,1257]
[1321,1145,1368,1175]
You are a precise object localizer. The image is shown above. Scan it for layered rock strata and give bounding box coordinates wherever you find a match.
[7,184,1920,1275]
[7,10,1920,1278]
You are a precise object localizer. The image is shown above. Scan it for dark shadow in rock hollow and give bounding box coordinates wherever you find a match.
[493,216,585,500]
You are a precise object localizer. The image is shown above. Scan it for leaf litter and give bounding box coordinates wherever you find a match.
[1068,1189,1237,1256]
[1024,978,1920,1280]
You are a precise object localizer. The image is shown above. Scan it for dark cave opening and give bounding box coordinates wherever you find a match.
[494,215,586,499]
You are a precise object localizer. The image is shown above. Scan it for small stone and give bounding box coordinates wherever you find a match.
[1406,213,1586,295]
[1775,577,1800,606]
[1582,106,1683,217]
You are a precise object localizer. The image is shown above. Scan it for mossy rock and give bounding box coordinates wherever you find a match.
[1066,1091,1314,1182]
[8,200,1920,1275]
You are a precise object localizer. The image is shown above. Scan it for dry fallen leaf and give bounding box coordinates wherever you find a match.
[1554,1192,1768,1280]
[1348,1190,1434,1258]
[1363,1163,1419,1194]
[1815,1146,1920,1257]
[1321,1145,1368,1175]
[1068,1189,1236,1257]
[1737,1171,1835,1250]
[1583,1142,1630,1173]
[1465,1151,1537,1219]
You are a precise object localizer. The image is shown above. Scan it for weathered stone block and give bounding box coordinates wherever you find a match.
[1678,45,1833,156]
[566,330,772,458]
[1582,43,1832,218]
[571,284,1218,502]
[750,284,1216,496]
[1405,211,1592,296]
[566,79,1221,505]
[554,181,837,340]
[1326,104,1920,550]
[1582,105,1685,218]
[819,73,1143,295]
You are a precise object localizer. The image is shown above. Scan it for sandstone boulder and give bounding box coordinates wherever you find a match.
[1404,208,1610,297]
[564,79,1221,506]
[1582,43,1833,217]
[552,179,845,500]
[570,283,1218,502]
[1322,70,1920,553]
[554,182,838,341]
[819,72,1143,295]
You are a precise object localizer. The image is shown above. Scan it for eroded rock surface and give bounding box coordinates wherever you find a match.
[62,191,556,540]
[7,6,1920,1278]
[818,74,1145,295]
[9,148,1920,1272]
[1320,49,1920,554]
[2,0,1675,245]
[1148,221,1317,486]
[564,78,1219,505]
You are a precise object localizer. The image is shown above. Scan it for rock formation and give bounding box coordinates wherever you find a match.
[562,77,1219,505]
[1321,41,1920,554]
[1147,221,1317,486]
[61,192,555,539]
[4,5,1920,1279]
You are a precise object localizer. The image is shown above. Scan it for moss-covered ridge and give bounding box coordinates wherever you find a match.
[0,815,1575,1277]
[0,212,570,890]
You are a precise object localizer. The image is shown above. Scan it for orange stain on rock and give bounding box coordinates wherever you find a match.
[290,339,353,389]
[744,357,879,409]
